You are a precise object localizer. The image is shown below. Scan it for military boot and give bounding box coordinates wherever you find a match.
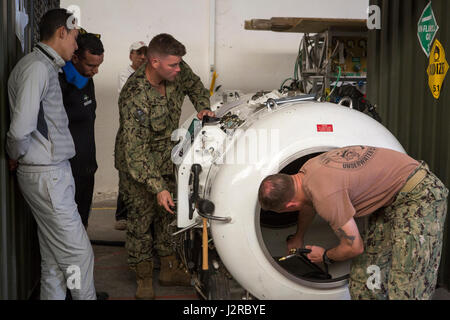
[158,255,192,287]
[135,261,154,300]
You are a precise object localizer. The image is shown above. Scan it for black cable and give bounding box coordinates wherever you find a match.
[90,239,125,247]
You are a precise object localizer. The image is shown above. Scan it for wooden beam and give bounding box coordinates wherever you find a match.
[244,17,367,33]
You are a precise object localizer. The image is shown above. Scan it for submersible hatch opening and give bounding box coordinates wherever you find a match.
[259,152,350,285]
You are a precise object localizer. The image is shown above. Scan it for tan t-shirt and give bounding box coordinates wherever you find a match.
[300,146,419,229]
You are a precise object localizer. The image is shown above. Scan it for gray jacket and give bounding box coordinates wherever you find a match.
[7,42,75,166]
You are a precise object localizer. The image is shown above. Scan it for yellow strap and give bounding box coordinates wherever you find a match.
[209,72,218,97]
[400,169,427,193]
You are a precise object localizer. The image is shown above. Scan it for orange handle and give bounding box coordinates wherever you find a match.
[202,218,209,270]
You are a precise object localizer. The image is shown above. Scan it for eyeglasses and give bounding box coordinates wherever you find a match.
[79,27,101,39]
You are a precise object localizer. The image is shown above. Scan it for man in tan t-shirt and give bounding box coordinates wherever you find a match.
[258,145,448,300]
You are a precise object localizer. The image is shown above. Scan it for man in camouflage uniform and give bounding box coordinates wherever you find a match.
[258,146,448,300]
[114,33,214,299]
[349,162,448,300]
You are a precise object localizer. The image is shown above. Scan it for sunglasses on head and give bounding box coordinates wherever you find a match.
[79,27,101,39]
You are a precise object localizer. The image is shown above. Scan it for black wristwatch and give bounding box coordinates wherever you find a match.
[323,250,335,265]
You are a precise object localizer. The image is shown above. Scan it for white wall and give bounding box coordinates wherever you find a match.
[60,0,369,200]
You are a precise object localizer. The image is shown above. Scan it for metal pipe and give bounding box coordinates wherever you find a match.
[197,211,232,223]
[265,94,316,109]
[338,97,354,109]
[197,199,232,223]
[171,218,203,236]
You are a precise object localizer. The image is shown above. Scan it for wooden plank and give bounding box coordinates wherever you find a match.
[245,17,367,33]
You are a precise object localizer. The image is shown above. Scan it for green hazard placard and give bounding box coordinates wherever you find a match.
[417,1,439,57]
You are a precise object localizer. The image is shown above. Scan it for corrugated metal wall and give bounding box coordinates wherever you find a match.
[0,0,59,300]
[367,0,450,288]
[1,0,447,299]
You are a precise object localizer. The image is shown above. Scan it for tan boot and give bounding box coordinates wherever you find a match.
[135,261,154,300]
[159,255,192,287]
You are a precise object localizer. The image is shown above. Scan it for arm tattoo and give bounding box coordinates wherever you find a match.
[335,228,355,245]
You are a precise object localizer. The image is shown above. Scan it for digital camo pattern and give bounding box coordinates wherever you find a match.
[114,60,210,194]
[114,60,209,267]
[121,172,180,267]
[349,162,448,299]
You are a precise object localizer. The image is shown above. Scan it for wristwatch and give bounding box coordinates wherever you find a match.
[323,250,335,265]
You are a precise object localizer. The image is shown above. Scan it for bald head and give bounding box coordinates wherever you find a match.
[258,174,295,212]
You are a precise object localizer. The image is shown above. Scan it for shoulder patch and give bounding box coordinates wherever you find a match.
[133,108,147,124]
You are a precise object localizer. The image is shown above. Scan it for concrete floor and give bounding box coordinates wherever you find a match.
[88,200,450,301]
[87,200,200,300]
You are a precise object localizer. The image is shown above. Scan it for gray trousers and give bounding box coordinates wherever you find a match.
[17,161,96,300]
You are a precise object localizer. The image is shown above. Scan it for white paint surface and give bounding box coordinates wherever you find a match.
[60,0,368,198]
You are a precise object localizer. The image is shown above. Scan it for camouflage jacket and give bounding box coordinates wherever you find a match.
[114,60,210,194]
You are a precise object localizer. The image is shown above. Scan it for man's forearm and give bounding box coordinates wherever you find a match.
[125,157,168,195]
[7,61,48,161]
[180,61,210,112]
[294,206,315,239]
[193,95,210,113]
[327,222,364,261]
[325,243,360,262]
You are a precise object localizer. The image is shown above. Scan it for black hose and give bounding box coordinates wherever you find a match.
[90,239,125,247]
[297,253,332,279]
[189,164,202,220]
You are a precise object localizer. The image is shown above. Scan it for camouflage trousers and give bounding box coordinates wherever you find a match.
[119,171,179,268]
[349,162,448,300]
